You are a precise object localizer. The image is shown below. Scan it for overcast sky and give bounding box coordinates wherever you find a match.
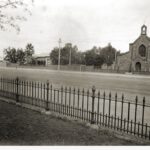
[0,0,150,56]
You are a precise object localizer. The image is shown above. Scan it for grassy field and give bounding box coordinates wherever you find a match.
[0,100,147,145]
[0,67,150,104]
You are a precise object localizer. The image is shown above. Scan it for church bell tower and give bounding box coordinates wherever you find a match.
[141,24,147,35]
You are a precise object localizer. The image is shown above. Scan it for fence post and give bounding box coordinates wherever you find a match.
[141,97,145,137]
[103,91,106,125]
[108,92,111,127]
[16,77,19,102]
[127,102,130,133]
[97,91,100,124]
[114,93,117,129]
[46,80,49,111]
[134,96,138,135]
[120,94,124,131]
[91,86,96,124]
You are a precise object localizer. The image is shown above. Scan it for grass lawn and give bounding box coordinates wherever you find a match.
[0,100,146,145]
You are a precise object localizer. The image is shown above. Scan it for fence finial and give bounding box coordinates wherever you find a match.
[98,90,100,97]
[122,93,124,100]
[143,96,145,104]
[135,96,138,103]
[109,92,111,98]
[115,92,117,99]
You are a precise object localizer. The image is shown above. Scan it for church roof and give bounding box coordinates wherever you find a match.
[130,34,150,45]
[131,25,150,44]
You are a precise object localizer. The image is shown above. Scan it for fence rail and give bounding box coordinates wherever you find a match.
[0,77,150,140]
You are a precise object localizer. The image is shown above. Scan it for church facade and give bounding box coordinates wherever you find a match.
[116,25,150,72]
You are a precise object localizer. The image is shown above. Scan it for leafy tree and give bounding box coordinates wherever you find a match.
[69,45,78,64]
[25,43,34,56]
[28,57,36,65]
[0,0,33,32]
[100,43,117,66]
[84,49,97,65]
[4,47,25,64]
[94,55,105,68]
[50,43,79,65]
[50,43,119,67]
[75,51,85,64]
[61,43,71,65]
[4,47,17,63]
[16,48,25,64]
[4,43,36,65]
[50,47,59,65]
[25,43,35,64]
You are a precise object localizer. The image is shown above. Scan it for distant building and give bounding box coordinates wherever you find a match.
[34,54,51,66]
[116,25,150,72]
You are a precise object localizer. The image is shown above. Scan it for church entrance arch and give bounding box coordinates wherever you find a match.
[135,62,141,72]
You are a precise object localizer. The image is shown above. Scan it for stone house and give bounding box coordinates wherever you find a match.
[33,54,51,66]
[116,25,150,72]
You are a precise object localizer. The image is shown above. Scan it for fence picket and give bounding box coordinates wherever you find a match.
[120,94,124,131]
[46,80,49,111]
[77,88,80,118]
[82,88,84,120]
[108,92,111,127]
[141,97,145,137]
[97,91,100,124]
[103,91,106,126]
[69,87,71,116]
[114,93,117,129]
[73,88,75,117]
[134,96,138,135]
[87,89,89,121]
[91,86,96,124]
[127,102,130,133]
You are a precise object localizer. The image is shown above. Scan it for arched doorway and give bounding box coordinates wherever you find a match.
[135,62,141,72]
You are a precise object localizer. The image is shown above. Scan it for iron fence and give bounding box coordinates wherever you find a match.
[0,77,150,140]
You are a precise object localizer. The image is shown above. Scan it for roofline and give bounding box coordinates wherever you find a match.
[118,51,130,56]
[34,56,50,59]
[132,34,150,44]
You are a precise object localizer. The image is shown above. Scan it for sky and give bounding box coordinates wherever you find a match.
[0,0,150,57]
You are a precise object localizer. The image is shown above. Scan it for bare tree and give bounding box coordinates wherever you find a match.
[0,0,33,32]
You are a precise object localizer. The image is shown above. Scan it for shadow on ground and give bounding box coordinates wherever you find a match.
[0,100,147,145]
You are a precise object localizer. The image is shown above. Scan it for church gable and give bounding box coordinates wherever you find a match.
[130,25,150,61]
[116,25,150,72]
[131,25,150,49]
[130,25,150,72]
[132,35,150,46]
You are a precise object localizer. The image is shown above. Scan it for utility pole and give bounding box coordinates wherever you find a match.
[69,46,71,66]
[115,50,117,70]
[115,51,117,64]
[58,38,61,70]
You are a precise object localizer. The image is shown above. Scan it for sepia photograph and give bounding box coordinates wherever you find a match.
[0,0,150,147]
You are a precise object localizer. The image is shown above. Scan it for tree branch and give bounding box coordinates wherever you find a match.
[0,0,21,9]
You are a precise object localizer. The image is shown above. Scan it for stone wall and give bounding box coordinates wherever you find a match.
[0,61,7,67]
[116,52,131,71]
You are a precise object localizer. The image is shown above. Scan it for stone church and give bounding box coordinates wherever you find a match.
[116,25,150,72]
